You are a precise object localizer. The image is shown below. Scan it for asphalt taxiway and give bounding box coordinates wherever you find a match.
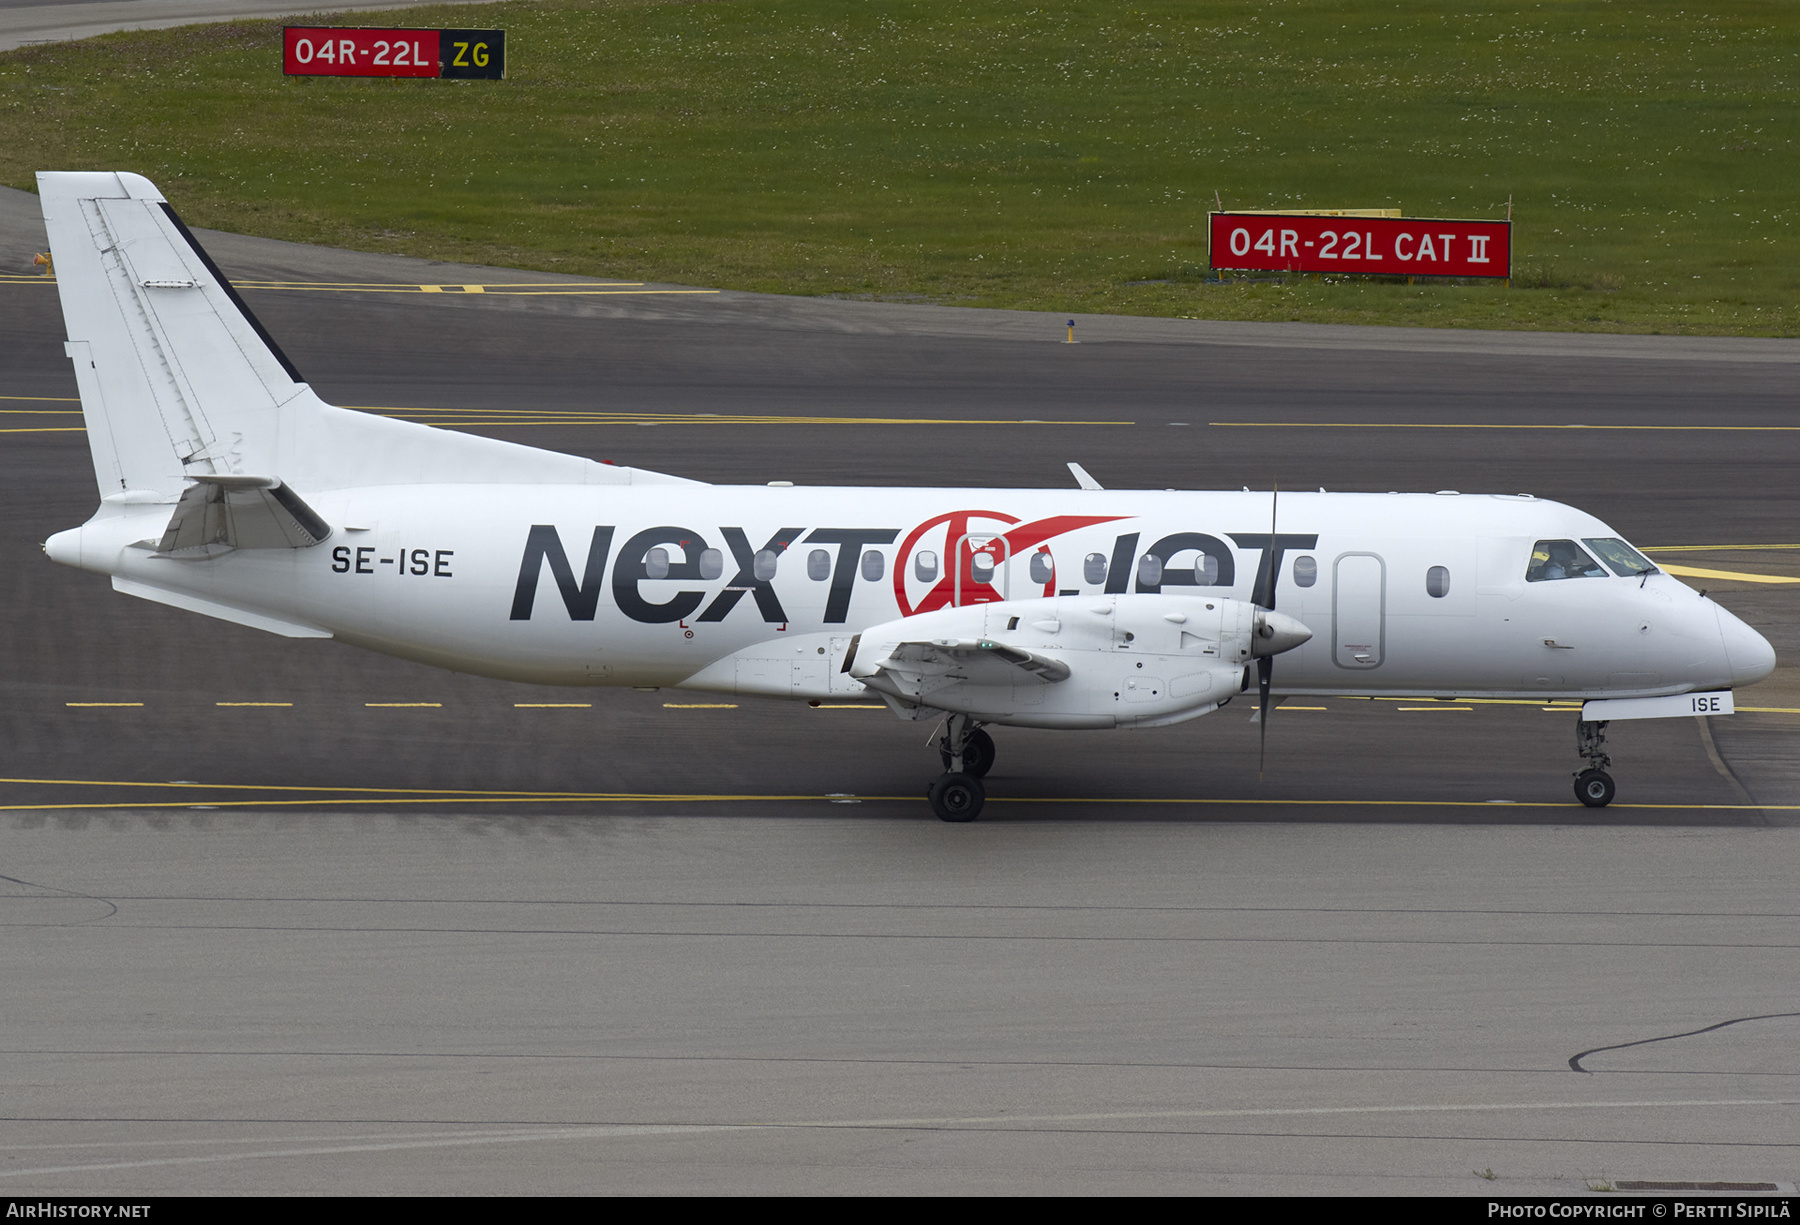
[1,183,1796,1194]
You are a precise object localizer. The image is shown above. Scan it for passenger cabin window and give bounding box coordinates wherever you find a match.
[861,550,885,581]
[1029,551,1055,585]
[970,552,996,582]
[698,548,723,581]
[1292,555,1317,588]
[644,547,670,580]
[1583,537,1660,579]
[807,549,831,581]
[1084,553,1108,585]
[1527,540,1607,582]
[753,549,780,582]
[1426,565,1450,598]
[914,550,938,582]
[1193,553,1219,585]
[1137,554,1163,587]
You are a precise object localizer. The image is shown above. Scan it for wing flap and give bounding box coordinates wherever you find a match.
[877,638,1071,685]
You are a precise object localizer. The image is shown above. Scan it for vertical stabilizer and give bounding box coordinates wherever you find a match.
[41,171,706,499]
[39,171,308,500]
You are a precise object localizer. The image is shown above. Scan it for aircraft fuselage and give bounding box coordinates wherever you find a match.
[52,485,1770,701]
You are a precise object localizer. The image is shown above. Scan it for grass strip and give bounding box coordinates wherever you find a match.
[2,0,1795,334]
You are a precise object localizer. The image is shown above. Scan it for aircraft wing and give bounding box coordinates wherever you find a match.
[862,638,1072,700]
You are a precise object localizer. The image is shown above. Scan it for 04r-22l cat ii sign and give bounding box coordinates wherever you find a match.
[1210,211,1511,278]
[38,173,1769,819]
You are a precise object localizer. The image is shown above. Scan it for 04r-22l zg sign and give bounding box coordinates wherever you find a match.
[283,28,505,79]
[1209,212,1511,278]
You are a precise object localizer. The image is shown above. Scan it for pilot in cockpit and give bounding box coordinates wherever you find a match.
[1528,539,1607,582]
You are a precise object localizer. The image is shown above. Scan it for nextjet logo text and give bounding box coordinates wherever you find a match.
[506,520,1317,626]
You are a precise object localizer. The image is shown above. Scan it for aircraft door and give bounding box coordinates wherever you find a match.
[953,533,1011,606]
[1333,552,1386,669]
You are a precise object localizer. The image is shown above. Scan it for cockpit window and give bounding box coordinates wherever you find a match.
[1526,540,1607,582]
[1582,537,1659,579]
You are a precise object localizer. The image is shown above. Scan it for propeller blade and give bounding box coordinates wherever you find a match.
[1259,481,1278,780]
[1258,654,1272,778]
[1264,483,1279,612]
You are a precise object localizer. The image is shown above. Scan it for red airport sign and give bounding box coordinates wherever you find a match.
[283,27,505,79]
[1209,212,1511,278]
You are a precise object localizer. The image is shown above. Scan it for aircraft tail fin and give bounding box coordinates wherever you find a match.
[39,171,306,500]
[39,171,703,501]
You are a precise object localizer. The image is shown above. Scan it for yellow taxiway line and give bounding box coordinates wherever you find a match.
[0,790,1790,813]
[354,407,1130,426]
[1644,544,1800,552]
[237,280,645,289]
[7,274,720,297]
[1211,421,1800,432]
[1658,564,1800,585]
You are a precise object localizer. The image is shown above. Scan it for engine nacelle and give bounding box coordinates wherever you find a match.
[850,593,1310,730]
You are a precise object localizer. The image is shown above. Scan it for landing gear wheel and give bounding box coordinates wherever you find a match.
[939,728,996,778]
[929,772,985,822]
[1575,769,1615,808]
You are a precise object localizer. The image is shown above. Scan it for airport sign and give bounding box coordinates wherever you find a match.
[1210,212,1511,278]
[283,28,506,80]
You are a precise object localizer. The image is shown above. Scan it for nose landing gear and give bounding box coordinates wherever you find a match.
[929,714,992,822]
[1574,718,1615,808]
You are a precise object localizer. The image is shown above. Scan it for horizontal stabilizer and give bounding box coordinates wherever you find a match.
[157,475,331,553]
[112,577,332,639]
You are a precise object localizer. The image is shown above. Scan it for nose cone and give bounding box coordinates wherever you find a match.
[1717,603,1776,687]
[1252,609,1312,657]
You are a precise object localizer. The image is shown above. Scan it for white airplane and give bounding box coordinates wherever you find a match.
[37,172,1777,820]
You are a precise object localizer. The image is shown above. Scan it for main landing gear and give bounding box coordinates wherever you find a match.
[929,715,992,822]
[1574,718,1615,808]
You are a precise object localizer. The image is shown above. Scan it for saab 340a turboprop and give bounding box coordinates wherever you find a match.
[37,172,1777,820]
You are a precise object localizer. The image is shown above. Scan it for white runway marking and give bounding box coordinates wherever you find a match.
[4,1097,1793,1178]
